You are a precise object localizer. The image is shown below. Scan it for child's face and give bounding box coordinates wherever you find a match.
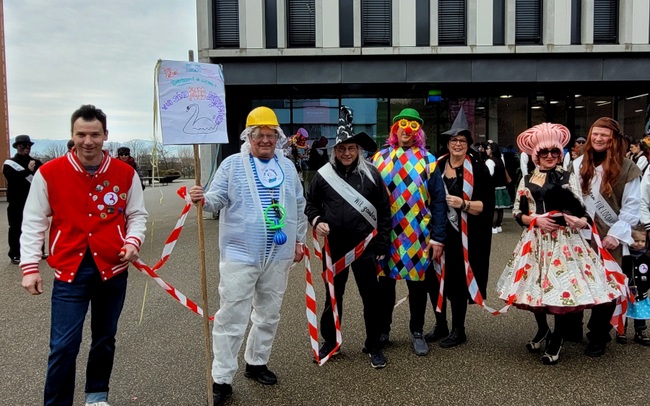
[631,230,647,250]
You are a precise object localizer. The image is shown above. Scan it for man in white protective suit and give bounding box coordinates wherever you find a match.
[189,106,307,406]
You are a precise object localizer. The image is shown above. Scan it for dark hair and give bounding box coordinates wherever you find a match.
[71,105,107,133]
[117,147,131,156]
[66,139,74,151]
[487,142,502,158]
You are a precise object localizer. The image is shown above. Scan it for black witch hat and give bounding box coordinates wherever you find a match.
[335,106,377,153]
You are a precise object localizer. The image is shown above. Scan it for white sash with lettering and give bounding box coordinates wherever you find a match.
[584,166,618,228]
[318,163,377,228]
[3,159,33,183]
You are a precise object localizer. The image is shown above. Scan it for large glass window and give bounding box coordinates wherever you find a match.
[496,96,529,148]
[287,0,316,47]
[620,93,649,139]
[573,96,615,137]
[439,0,466,46]
[213,0,240,48]
[291,99,339,142]
[515,0,542,44]
[530,95,568,127]
[362,0,391,46]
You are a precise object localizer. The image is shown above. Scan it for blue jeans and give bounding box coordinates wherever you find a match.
[44,251,128,406]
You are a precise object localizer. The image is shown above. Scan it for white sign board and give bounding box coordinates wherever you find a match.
[157,60,228,145]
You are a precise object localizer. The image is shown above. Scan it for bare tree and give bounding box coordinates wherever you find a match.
[104,141,120,157]
[176,146,195,178]
[125,139,149,162]
[40,143,69,161]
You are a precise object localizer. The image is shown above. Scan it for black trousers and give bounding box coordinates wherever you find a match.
[377,276,428,335]
[7,202,24,260]
[563,301,617,345]
[426,269,468,330]
[320,256,382,352]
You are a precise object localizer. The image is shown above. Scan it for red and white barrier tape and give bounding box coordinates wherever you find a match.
[436,208,631,333]
[131,186,215,320]
[305,228,376,365]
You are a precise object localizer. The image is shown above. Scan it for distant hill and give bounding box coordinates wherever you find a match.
[8,138,185,158]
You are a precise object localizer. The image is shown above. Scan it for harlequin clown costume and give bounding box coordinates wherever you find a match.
[371,108,447,356]
[495,123,626,365]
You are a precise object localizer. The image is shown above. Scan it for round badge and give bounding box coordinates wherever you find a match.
[113,186,120,193]
[103,192,119,205]
[103,180,110,187]
[261,168,279,184]
[640,263,648,274]
[100,213,108,219]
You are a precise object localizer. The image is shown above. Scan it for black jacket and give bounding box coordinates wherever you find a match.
[305,159,391,261]
[3,153,43,205]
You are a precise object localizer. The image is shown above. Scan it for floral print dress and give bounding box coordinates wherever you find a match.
[496,168,622,314]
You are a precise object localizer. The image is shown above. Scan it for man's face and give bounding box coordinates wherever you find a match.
[15,143,31,156]
[396,119,420,148]
[72,118,107,164]
[589,127,613,152]
[249,126,278,159]
[334,143,359,166]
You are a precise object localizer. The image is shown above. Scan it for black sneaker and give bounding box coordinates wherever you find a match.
[411,332,429,356]
[314,342,340,362]
[425,324,449,343]
[633,331,650,346]
[615,334,628,344]
[10,257,20,265]
[212,382,232,406]
[369,350,387,369]
[244,364,277,385]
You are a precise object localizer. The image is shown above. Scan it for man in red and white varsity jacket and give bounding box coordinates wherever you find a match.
[20,105,147,406]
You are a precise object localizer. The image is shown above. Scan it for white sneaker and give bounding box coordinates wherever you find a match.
[492,227,499,234]
[497,226,503,233]
[86,402,111,406]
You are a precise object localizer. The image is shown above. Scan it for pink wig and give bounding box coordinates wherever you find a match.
[517,123,570,165]
[385,122,427,149]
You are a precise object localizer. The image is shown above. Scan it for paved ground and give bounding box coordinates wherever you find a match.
[1,179,649,405]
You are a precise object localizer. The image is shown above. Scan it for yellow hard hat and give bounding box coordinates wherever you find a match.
[246,106,279,127]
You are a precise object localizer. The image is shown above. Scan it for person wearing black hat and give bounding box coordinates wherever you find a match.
[372,108,447,356]
[305,106,391,368]
[426,109,494,349]
[3,135,43,264]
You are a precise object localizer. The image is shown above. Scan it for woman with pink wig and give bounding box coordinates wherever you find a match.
[496,123,623,365]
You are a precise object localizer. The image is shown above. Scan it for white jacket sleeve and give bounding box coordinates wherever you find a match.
[19,172,51,272]
[202,156,231,213]
[640,169,650,230]
[124,171,148,249]
[520,153,529,176]
[607,177,640,245]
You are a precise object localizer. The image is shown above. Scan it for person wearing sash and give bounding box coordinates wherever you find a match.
[496,123,624,365]
[3,134,43,264]
[569,117,641,358]
[305,106,391,368]
[427,116,494,348]
[189,106,307,406]
[372,108,446,356]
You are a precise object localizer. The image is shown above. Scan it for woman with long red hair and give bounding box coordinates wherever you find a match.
[571,117,641,358]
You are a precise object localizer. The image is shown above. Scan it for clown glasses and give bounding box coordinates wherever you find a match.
[397,119,421,132]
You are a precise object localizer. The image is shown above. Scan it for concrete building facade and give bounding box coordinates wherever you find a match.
[196,0,650,158]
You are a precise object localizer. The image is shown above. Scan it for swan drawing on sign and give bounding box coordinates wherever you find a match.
[183,103,219,134]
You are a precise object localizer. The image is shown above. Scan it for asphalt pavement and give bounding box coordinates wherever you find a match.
[1,179,648,405]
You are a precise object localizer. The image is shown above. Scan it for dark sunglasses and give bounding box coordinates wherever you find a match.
[538,148,562,158]
[575,140,586,144]
[118,153,130,157]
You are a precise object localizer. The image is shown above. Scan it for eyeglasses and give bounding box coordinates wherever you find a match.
[448,138,468,145]
[252,132,278,141]
[335,144,358,153]
[538,148,562,158]
[118,153,130,157]
[575,140,586,144]
[397,119,421,132]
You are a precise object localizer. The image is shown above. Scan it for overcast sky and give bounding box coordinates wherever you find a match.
[4,0,198,142]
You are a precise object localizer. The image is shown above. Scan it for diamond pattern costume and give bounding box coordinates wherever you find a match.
[372,146,438,281]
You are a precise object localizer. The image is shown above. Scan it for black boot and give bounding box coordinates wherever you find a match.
[244,364,277,385]
[439,327,467,348]
[424,323,449,343]
[212,382,232,406]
